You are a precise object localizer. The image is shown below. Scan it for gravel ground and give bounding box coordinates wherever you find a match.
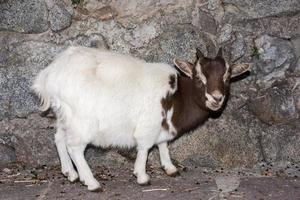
[0,163,299,200]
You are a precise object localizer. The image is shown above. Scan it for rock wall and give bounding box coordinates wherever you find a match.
[0,0,299,170]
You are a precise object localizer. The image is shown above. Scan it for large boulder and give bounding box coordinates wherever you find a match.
[0,40,64,119]
[253,35,295,88]
[48,4,72,32]
[223,0,300,20]
[248,85,299,125]
[261,122,300,163]
[0,114,58,166]
[170,111,261,168]
[0,143,16,166]
[0,32,108,120]
[0,0,49,33]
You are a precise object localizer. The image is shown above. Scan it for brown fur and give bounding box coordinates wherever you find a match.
[170,76,210,136]
[161,92,172,132]
[169,74,176,89]
[200,57,229,94]
[161,118,169,131]
[161,53,231,137]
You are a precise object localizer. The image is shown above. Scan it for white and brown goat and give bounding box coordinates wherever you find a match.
[32,46,250,191]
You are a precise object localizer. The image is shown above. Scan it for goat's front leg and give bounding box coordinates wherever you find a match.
[158,142,178,176]
[67,142,100,191]
[134,148,150,185]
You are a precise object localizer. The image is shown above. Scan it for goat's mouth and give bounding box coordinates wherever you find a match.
[205,100,223,111]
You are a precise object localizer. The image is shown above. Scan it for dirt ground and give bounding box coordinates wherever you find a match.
[0,163,299,200]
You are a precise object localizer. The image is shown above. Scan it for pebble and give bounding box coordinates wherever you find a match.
[3,168,13,175]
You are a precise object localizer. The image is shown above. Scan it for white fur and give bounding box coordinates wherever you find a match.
[223,62,230,81]
[195,61,207,84]
[32,46,178,190]
[205,90,225,111]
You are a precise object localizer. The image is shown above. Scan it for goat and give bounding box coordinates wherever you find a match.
[32,46,250,191]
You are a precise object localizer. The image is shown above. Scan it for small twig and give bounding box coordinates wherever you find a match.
[256,94,267,99]
[23,180,48,187]
[240,94,247,100]
[177,163,185,169]
[142,188,169,192]
[292,81,299,92]
[208,194,218,200]
[182,187,201,192]
[198,2,209,7]
[237,102,247,110]
[0,179,11,182]
[7,173,21,178]
[25,184,35,187]
[14,180,37,183]
[230,193,243,198]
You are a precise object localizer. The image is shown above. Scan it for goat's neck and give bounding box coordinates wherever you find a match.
[172,76,209,136]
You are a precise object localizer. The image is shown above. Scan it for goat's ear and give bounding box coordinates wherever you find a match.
[173,58,193,78]
[230,63,251,78]
[196,48,204,60]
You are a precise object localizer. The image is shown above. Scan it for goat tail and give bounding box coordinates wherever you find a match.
[32,69,51,112]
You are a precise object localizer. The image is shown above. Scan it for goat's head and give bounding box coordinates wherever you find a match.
[174,48,250,111]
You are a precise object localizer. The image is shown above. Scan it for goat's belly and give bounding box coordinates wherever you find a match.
[91,121,137,148]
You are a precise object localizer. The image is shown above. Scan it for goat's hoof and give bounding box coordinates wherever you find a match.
[89,186,103,192]
[133,171,138,177]
[62,170,79,182]
[167,170,180,177]
[87,181,101,191]
[137,174,150,186]
[68,171,79,182]
[165,166,179,177]
[139,180,151,186]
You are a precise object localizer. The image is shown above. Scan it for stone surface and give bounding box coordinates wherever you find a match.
[0,0,49,33]
[248,85,298,125]
[215,175,240,199]
[223,0,300,20]
[0,164,299,200]
[0,40,65,120]
[49,4,72,32]
[0,114,59,167]
[261,123,300,163]
[231,33,246,61]
[253,35,295,88]
[0,144,16,165]
[170,109,261,168]
[192,9,217,35]
[0,32,108,120]
[63,33,108,49]
[217,24,233,44]
[142,25,211,63]
[233,14,300,39]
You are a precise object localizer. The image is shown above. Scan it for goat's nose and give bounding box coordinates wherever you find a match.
[213,95,223,102]
[211,90,223,102]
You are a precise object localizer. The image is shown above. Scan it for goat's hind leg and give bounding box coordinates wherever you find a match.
[66,135,100,191]
[55,125,79,182]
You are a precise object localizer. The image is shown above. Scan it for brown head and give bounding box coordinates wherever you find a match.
[173,48,250,111]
